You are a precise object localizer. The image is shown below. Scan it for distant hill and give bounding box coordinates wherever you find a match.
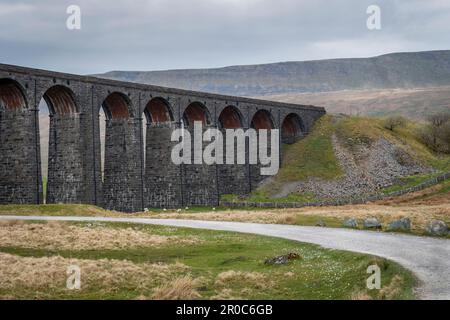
[96,50,450,96]
[263,86,450,120]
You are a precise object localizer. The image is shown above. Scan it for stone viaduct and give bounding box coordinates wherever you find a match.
[0,63,325,212]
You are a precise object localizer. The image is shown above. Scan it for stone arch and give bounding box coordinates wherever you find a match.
[144,97,174,124]
[39,85,83,204]
[101,92,131,119]
[251,109,274,130]
[42,85,78,115]
[183,101,211,127]
[218,105,244,129]
[281,113,305,143]
[0,78,27,111]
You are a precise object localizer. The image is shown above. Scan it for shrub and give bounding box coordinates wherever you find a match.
[383,116,406,131]
[419,112,450,154]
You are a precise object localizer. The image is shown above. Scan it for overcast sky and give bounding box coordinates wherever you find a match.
[0,0,449,74]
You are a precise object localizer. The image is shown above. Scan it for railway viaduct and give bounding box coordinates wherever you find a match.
[0,63,325,212]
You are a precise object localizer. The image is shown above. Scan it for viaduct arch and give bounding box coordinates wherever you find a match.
[0,63,325,212]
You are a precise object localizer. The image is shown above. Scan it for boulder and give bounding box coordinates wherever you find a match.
[364,218,382,230]
[426,220,449,237]
[387,218,411,232]
[343,218,358,229]
[315,220,326,227]
[264,252,301,265]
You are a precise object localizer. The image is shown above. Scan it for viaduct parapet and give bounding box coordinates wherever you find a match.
[0,63,325,212]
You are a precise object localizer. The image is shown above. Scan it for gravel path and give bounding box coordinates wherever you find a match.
[1,215,448,300]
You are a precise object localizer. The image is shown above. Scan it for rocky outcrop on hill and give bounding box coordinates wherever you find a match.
[275,135,432,200]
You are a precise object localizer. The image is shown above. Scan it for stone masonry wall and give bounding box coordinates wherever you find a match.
[144,122,182,208]
[182,127,219,206]
[102,118,142,212]
[0,109,40,204]
[46,113,84,204]
[217,129,250,196]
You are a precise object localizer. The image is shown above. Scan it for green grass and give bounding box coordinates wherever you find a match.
[42,177,47,201]
[0,204,111,216]
[278,115,344,182]
[0,221,416,300]
[252,115,343,198]
[381,173,442,194]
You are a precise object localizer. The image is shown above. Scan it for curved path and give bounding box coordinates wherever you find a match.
[0,215,448,300]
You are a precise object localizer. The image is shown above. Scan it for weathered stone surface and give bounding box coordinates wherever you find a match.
[343,218,358,229]
[0,63,325,212]
[387,218,411,232]
[364,218,382,229]
[426,220,449,237]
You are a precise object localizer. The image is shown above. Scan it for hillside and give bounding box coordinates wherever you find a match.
[245,115,450,203]
[263,86,450,120]
[97,50,450,96]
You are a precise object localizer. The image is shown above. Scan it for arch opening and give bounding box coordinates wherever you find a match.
[0,79,27,111]
[43,85,77,115]
[144,97,173,124]
[218,106,243,129]
[281,113,304,143]
[250,109,274,130]
[183,102,210,127]
[102,92,130,120]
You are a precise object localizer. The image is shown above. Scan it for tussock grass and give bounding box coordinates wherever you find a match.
[152,276,202,300]
[0,252,189,299]
[0,221,200,250]
[214,270,269,289]
[0,221,416,299]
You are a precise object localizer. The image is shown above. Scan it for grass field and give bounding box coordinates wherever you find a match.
[0,220,416,300]
[0,177,448,238]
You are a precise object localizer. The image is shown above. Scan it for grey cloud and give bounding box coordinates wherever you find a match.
[0,0,448,74]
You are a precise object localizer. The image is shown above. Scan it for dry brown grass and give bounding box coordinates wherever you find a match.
[379,275,404,300]
[0,221,200,250]
[151,276,202,300]
[140,186,450,233]
[210,288,237,300]
[0,252,189,299]
[215,270,269,289]
[0,220,25,227]
[351,290,373,300]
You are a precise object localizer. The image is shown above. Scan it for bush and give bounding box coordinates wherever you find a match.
[419,113,450,154]
[383,116,406,131]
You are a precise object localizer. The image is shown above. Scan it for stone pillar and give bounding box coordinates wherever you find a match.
[217,128,250,196]
[0,108,40,204]
[46,113,84,203]
[144,122,182,208]
[182,126,219,206]
[103,118,142,212]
